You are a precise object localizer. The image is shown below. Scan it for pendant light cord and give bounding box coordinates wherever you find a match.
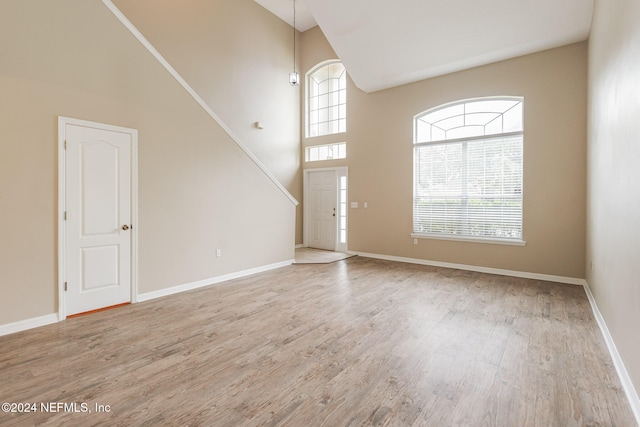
[293,0,296,74]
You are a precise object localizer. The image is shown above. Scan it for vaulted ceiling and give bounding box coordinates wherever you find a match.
[255,0,594,93]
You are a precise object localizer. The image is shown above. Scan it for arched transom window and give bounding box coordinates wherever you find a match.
[415,97,523,143]
[412,97,524,243]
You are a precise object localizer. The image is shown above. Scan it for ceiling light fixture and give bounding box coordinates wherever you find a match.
[289,0,299,86]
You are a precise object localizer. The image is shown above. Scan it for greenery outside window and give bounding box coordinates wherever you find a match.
[412,97,524,244]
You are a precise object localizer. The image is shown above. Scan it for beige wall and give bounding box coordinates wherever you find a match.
[0,0,296,325]
[588,0,640,398]
[112,0,303,243]
[302,27,587,279]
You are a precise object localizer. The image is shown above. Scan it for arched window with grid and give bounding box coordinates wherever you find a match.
[412,97,524,244]
[306,60,346,138]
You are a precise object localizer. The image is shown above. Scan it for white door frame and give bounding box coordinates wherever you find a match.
[303,167,348,252]
[57,116,139,320]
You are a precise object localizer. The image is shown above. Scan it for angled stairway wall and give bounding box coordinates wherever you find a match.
[112,0,304,243]
[0,0,297,326]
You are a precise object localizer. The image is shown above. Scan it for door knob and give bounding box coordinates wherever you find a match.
[122,225,130,230]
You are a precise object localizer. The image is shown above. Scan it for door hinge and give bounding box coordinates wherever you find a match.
[64,140,67,149]
[64,282,68,291]
[64,211,67,221]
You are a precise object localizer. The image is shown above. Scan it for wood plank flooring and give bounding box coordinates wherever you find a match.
[0,257,636,426]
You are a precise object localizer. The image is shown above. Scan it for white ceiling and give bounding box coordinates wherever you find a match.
[254,0,317,32]
[256,0,594,93]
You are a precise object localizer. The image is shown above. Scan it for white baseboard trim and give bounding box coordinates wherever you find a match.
[0,260,295,336]
[583,282,640,424]
[348,251,587,286]
[137,259,294,303]
[349,250,638,423]
[0,313,59,337]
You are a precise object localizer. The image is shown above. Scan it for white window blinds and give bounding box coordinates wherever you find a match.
[413,97,524,242]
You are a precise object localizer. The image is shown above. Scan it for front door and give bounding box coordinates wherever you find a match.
[62,118,135,316]
[308,170,337,251]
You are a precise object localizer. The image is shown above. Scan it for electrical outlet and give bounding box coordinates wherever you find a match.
[216,249,222,257]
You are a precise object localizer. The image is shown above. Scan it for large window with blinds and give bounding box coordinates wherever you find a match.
[412,97,524,244]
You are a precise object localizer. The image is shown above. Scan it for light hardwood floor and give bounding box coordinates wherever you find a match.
[0,257,636,426]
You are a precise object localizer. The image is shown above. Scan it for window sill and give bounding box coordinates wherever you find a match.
[410,233,526,246]
[306,132,347,139]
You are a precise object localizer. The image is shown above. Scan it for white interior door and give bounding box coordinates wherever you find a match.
[63,120,134,316]
[308,170,337,251]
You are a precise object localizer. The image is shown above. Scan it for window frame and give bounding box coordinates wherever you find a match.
[305,142,347,163]
[411,96,526,246]
[305,60,347,139]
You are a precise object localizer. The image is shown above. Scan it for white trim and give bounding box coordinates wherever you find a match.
[348,251,586,286]
[0,314,58,337]
[413,96,524,131]
[305,59,345,139]
[583,282,640,424]
[1,260,293,336]
[137,260,294,302]
[304,141,347,163]
[57,118,67,319]
[411,233,526,246]
[57,116,139,319]
[131,135,139,303]
[347,250,639,423]
[100,0,298,207]
[413,130,525,147]
[303,167,348,252]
